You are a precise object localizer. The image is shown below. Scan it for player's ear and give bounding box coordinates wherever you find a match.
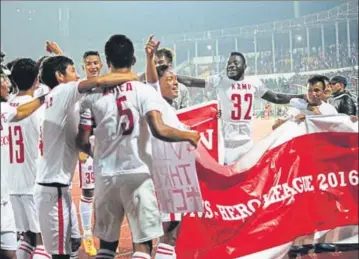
[132,56,136,66]
[244,64,247,70]
[82,64,85,71]
[55,71,64,83]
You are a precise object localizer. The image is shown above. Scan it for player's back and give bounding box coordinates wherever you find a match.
[82,81,164,175]
[8,95,41,194]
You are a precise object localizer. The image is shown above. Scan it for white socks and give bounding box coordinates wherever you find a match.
[32,246,50,259]
[154,243,175,259]
[16,241,34,259]
[79,195,93,236]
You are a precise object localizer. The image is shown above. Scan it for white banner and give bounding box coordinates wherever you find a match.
[151,140,203,214]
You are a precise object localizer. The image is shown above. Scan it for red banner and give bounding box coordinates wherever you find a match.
[175,112,358,259]
[177,101,222,163]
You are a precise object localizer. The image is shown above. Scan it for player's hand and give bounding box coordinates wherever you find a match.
[307,104,321,115]
[295,114,306,122]
[350,115,358,123]
[78,152,88,162]
[145,35,160,59]
[216,109,222,119]
[45,41,63,55]
[272,119,285,130]
[187,130,201,148]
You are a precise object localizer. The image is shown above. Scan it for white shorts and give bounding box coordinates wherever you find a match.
[94,173,163,243]
[1,200,17,250]
[78,160,95,190]
[33,184,74,255]
[10,195,41,233]
[161,213,182,222]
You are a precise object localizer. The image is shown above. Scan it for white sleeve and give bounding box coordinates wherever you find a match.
[79,96,94,130]
[290,98,308,111]
[59,81,85,108]
[253,77,269,98]
[1,103,17,122]
[205,75,222,88]
[147,82,161,94]
[138,85,165,117]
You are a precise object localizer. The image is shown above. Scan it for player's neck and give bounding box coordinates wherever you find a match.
[16,89,34,97]
[110,67,132,73]
[230,74,244,81]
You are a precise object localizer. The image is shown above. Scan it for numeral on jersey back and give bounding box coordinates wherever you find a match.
[231,93,253,121]
[8,125,25,164]
[116,95,134,135]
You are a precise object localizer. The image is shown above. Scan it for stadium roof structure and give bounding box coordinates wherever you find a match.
[134,0,358,48]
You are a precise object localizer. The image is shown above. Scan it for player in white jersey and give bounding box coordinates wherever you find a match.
[33,54,138,259]
[272,75,338,257]
[273,75,338,128]
[177,52,307,165]
[75,34,200,259]
[7,58,51,259]
[1,62,46,259]
[77,50,104,256]
[145,36,188,259]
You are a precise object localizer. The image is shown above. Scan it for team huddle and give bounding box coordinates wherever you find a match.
[1,33,357,259]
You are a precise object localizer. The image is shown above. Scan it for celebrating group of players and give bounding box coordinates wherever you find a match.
[1,33,357,259]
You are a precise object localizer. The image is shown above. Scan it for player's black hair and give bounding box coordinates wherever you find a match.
[83,51,100,60]
[11,58,39,91]
[156,64,171,79]
[308,75,326,90]
[230,52,246,64]
[105,34,134,69]
[40,55,74,89]
[156,48,174,64]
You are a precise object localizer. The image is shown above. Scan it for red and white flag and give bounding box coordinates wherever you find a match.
[175,111,358,259]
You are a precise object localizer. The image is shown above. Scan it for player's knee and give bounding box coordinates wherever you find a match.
[71,237,82,252]
[0,250,16,259]
[82,188,94,198]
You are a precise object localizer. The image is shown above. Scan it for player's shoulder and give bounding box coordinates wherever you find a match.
[245,75,263,85]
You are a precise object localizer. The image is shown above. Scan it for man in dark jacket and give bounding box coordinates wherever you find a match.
[328,75,357,115]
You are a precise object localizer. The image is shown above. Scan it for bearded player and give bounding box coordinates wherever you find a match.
[177,52,306,165]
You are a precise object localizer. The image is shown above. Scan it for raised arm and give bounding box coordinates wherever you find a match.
[146,110,200,147]
[177,75,205,88]
[262,90,306,105]
[11,95,46,122]
[77,72,139,93]
[145,35,160,84]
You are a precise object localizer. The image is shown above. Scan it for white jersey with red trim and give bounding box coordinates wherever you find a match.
[205,75,268,141]
[36,81,84,185]
[205,75,268,165]
[1,102,17,201]
[79,81,166,176]
[7,95,42,194]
